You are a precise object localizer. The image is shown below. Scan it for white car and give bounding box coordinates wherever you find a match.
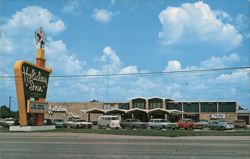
[3,118,15,128]
[97,115,120,129]
[68,119,93,129]
[148,119,178,130]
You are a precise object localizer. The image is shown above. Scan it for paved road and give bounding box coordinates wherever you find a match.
[0,133,249,159]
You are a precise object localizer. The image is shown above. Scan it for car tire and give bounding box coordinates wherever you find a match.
[189,126,193,131]
[98,125,102,129]
[131,125,135,129]
[220,127,225,131]
[162,126,166,129]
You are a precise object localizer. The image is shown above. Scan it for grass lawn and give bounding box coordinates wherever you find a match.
[1,127,250,137]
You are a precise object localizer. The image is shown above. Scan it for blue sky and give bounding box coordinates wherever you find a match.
[0,0,249,111]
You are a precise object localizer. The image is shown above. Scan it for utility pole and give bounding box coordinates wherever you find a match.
[9,96,11,117]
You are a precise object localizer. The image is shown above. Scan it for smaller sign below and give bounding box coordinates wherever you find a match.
[27,100,48,113]
[210,114,225,119]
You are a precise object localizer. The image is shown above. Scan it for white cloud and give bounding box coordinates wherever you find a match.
[215,69,250,84]
[164,60,182,71]
[110,0,116,5]
[46,39,85,75]
[119,66,138,74]
[91,9,113,23]
[159,1,242,51]
[0,33,13,54]
[201,53,240,68]
[63,0,81,15]
[0,6,66,55]
[0,5,84,76]
[100,46,121,73]
[1,6,65,34]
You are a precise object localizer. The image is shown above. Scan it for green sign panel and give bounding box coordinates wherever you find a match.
[22,63,50,99]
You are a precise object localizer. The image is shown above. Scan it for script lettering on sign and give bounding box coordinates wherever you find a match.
[21,63,50,99]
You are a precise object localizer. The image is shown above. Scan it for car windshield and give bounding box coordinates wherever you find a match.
[132,119,140,122]
[5,118,14,121]
[54,119,64,122]
[76,120,85,122]
[160,119,168,122]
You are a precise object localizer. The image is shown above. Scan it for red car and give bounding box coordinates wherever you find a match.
[177,119,196,130]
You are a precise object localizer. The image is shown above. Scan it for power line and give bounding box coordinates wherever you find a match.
[0,66,249,79]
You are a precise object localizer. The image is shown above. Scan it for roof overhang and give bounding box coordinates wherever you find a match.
[106,108,127,114]
[147,108,169,114]
[126,108,147,113]
[167,109,184,114]
[84,108,106,114]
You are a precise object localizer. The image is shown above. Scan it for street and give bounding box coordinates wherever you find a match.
[0,133,250,159]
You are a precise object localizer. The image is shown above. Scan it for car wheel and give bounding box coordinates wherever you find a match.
[162,126,166,129]
[189,126,193,131]
[131,125,135,129]
[98,125,102,129]
[150,126,154,129]
[220,127,225,131]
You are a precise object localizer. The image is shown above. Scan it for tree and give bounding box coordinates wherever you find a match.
[0,106,19,119]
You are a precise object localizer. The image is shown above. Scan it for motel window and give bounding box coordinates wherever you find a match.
[201,102,217,112]
[183,103,199,112]
[166,103,182,111]
[119,103,129,110]
[218,102,236,112]
[132,102,145,109]
[149,100,162,109]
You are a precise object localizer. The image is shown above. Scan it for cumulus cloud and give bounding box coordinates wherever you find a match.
[164,60,182,72]
[45,39,85,75]
[215,69,250,84]
[0,33,13,54]
[0,5,84,76]
[159,1,242,51]
[1,6,65,34]
[91,9,113,23]
[201,53,240,68]
[119,66,138,74]
[100,46,121,73]
[0,6,66,55]
[63,0,81,15]
[110,0,116,5]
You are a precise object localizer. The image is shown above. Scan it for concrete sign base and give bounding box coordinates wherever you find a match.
[9,125,55,132]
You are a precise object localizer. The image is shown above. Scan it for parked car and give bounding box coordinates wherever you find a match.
[120,119,148,129]
[177,119,196,130]
[52,119,67,128]
[208,121,234,131]
[97,115,120,129]
[195,119,209,129]
[233,120,247,128]
[148,119,177,130]
[44,119,52,125]
[68,119,93,129]
[2,118,15,128]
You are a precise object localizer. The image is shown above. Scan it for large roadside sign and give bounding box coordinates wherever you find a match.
[22,63,50,99]
[14,61,51,99]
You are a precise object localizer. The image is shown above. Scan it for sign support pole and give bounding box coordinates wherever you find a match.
[35,48,46,126]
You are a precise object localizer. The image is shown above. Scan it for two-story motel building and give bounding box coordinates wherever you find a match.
[47,97,237,122]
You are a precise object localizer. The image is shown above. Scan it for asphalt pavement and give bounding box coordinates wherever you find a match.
[0,132,250,159]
